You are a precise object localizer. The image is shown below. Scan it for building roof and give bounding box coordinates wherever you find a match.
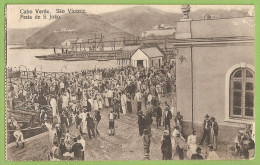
[139,47,164,58]
[123,45,140,51]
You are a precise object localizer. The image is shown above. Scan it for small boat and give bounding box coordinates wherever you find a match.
[35,55,48,58]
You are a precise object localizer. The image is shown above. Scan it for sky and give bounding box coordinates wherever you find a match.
[6,5,254,29]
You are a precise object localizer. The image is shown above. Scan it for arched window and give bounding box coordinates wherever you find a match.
[230,68,254,119]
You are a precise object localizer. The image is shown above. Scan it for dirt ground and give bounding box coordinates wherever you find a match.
[6,95,240,161]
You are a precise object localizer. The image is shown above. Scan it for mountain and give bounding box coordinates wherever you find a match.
[18,6,251,48]
[101,6,181,36]
[101,6,251,36]
[25,13,133,48]
[7,27,41,45]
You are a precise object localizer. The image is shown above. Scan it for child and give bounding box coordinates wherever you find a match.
[108,109,118,136]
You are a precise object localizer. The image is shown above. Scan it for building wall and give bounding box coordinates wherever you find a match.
[192,44,254,125]
[149,57,163,68]
[176,43,254,143]
[176,47,193,121]
[131,49,149,68]
[191,17,254,38]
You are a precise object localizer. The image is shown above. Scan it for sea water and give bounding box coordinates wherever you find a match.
[6,45,118,72]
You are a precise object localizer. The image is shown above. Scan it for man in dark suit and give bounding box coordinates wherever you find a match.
[200,114,212,145]
[86,113,95,139]
[155,103,162,128]
[164,106,172,133]
[70,137,83,160]
[211,117,218,150]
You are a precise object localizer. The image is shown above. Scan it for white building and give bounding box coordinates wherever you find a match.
[131,47,164,68]
[61,39,83,47]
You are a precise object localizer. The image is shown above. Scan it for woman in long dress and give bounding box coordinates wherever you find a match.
[104,90,109,107]
[121,92,127,115]
[79,111,88,134]
[50,97,57,117]
[62,93,68,109]
[187,130,197,159]
[93,97,99,111]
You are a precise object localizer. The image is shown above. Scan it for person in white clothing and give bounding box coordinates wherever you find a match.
[50,96,57,117]
[92,97,99,111]
[187,130,197,159]
[134,90,142,112]
[78,135,86,160]
[62,93,69,109]
[206,145,219,160]
[79,110,88,134]
[121,92,127,115]
[45,122,57,146]
[147,93,153,103]
[13,126,24,148]
[107,89,113,107]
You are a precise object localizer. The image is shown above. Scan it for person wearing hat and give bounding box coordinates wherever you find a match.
[244,124,253,139]
[8,116,18,130]
[59,137,67,157]
[174,112,184,134]
[187,130,197,159]
[50,95,58,118]
[142,129,151,160]
[13,126,24,148]
[161,130,172,160]
[210,117,218,150]
[77,135,86,160]
[94,110,101,135]
[134,90,142,112]
[108,109,118,136]
[191,147,204,160]
[155,103,162,128]
[126,93,133,113]
[200,114,212,145]
[70,137,83,160]
[175,130,186,160]
[107,88,113,107]
[137,111,145,136]
[206,144,219,160]
[164,105,172,134]
[86,113,95,139]
[113,97,121,119]
[79,109,88,134]
[121,91,127,115]
[39,109,46,125]
[234,130,246,156]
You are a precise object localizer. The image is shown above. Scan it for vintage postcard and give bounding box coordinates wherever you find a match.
[5,4,255,161]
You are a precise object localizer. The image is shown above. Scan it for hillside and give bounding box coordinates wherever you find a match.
[15,6,251,48]
[25,13,133,47]
[101,6,251,37]
[101,6,181,36]
[7,27,41,45]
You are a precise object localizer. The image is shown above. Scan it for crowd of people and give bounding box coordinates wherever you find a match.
[6,63,254,160]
